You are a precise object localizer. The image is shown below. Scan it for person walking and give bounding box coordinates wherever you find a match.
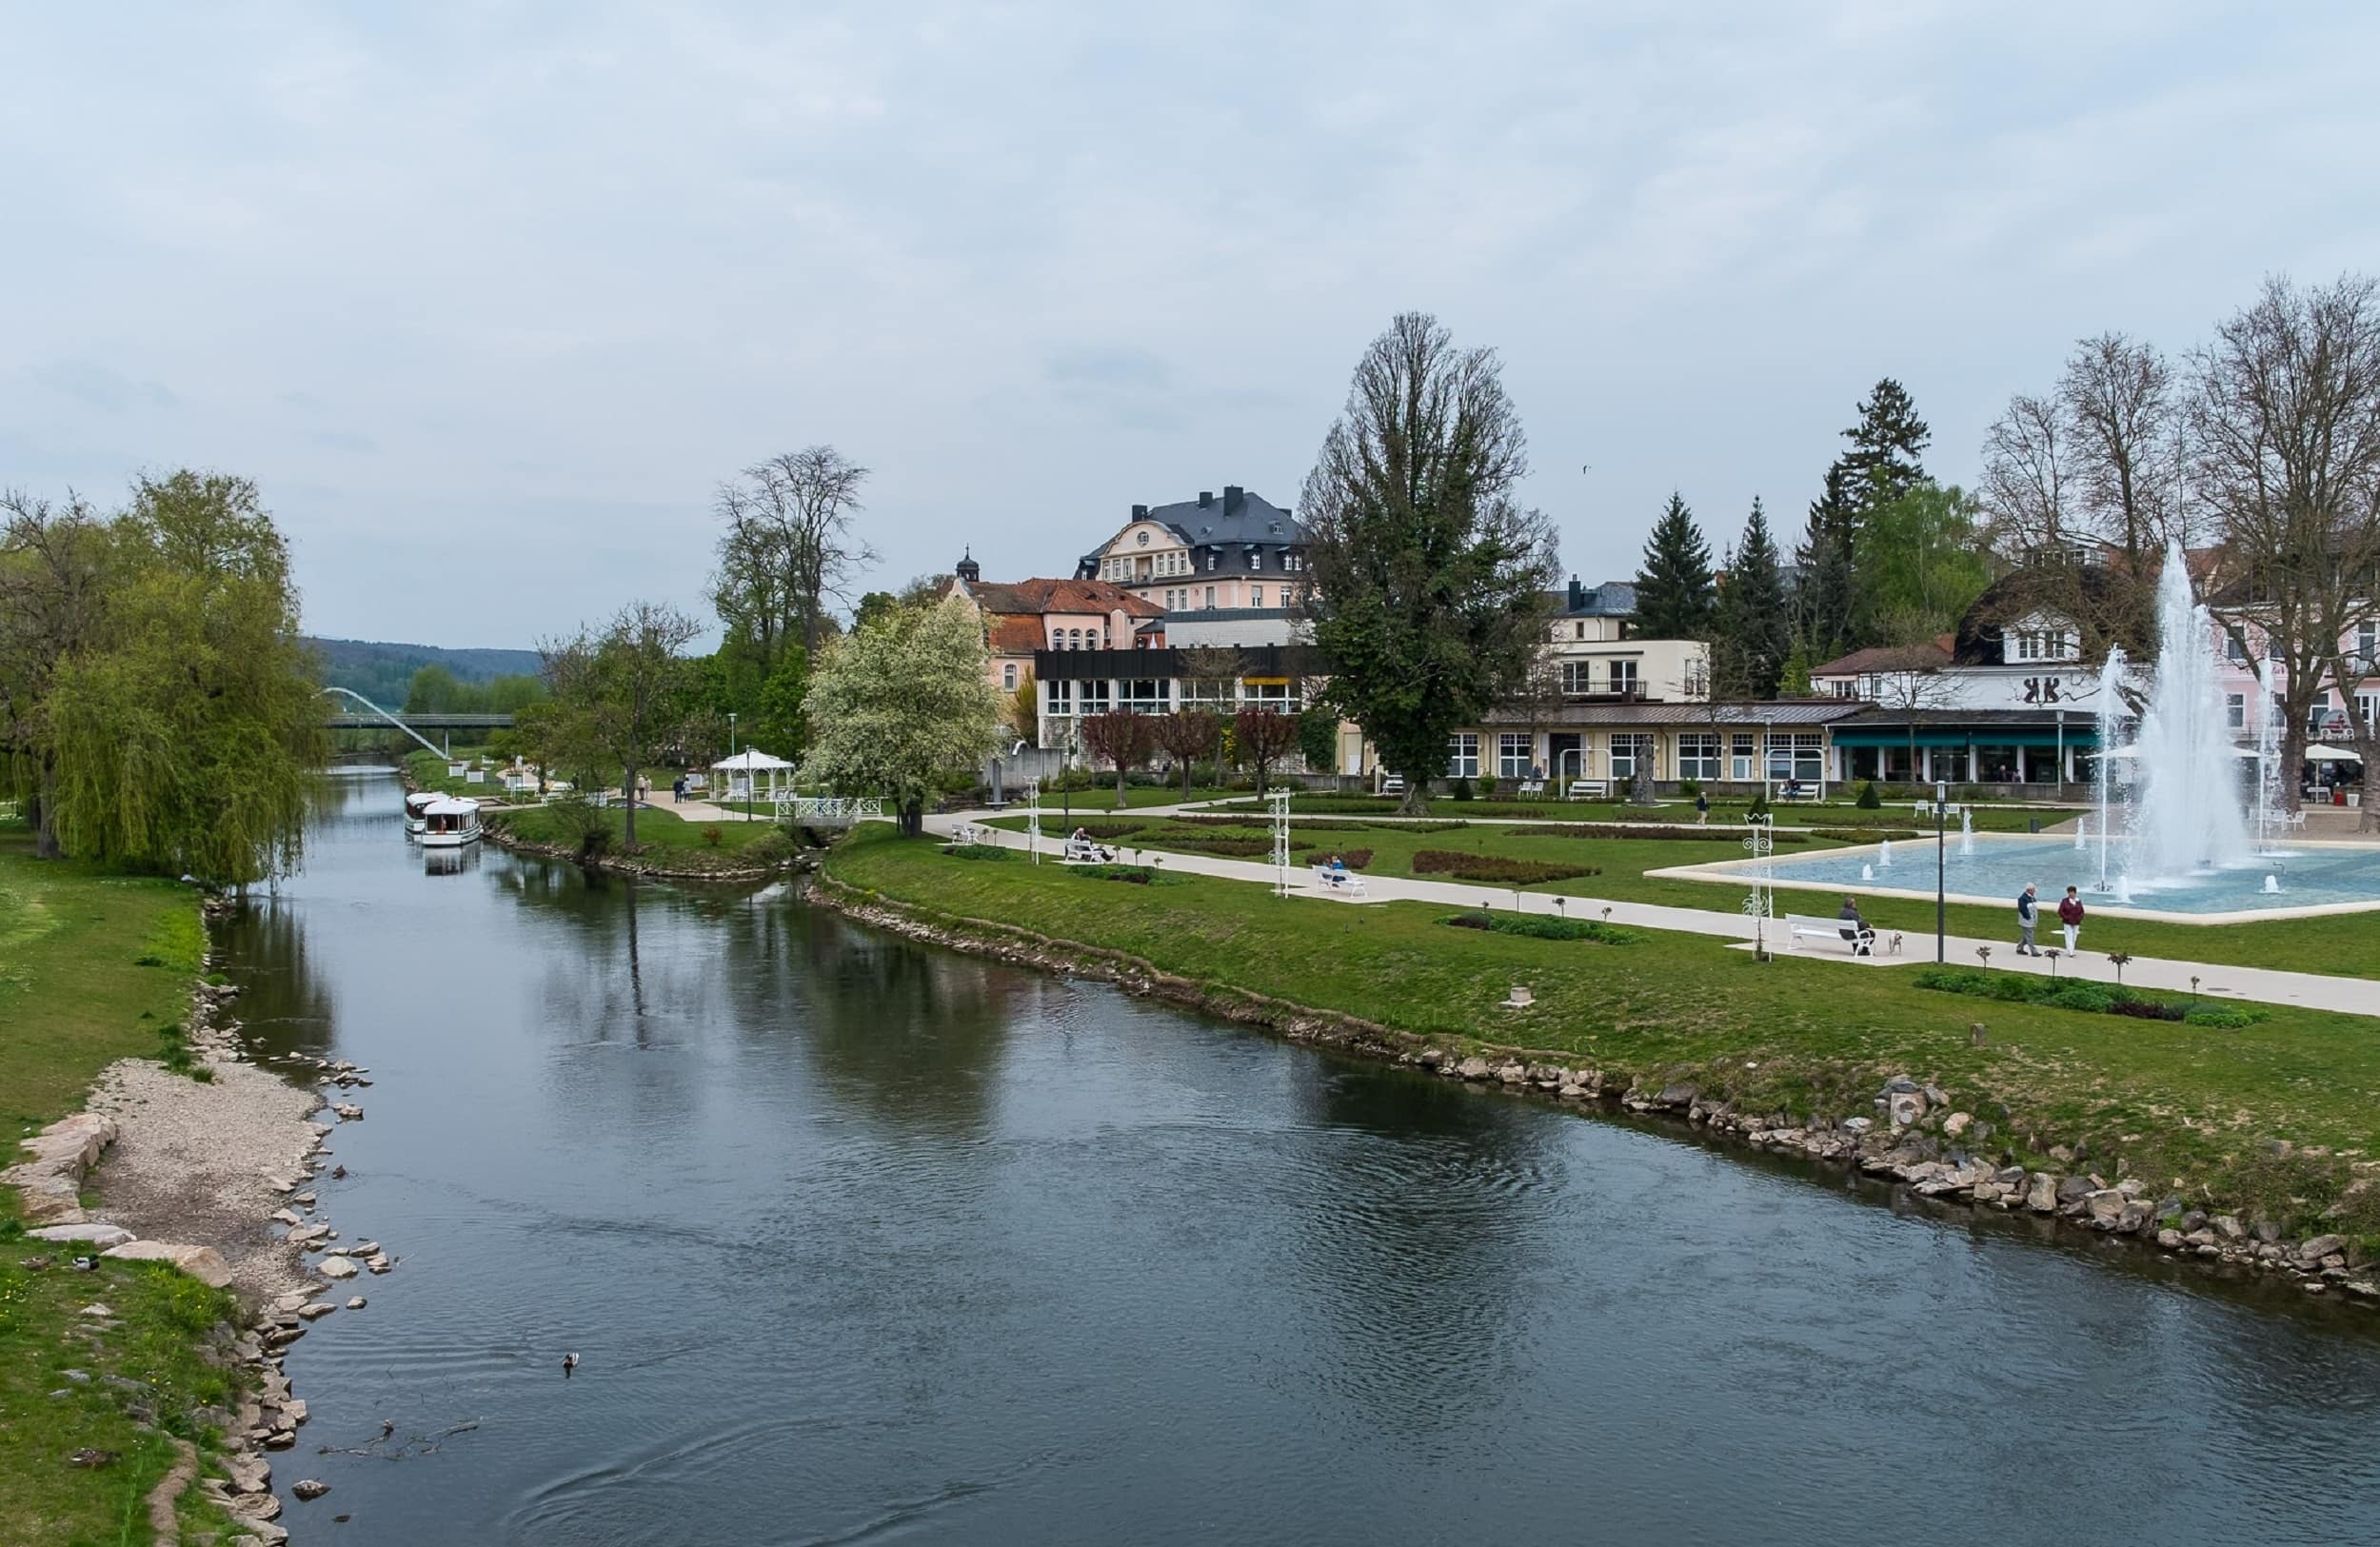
[1695,790,1711,825]
[2015,883,2042,956]
[2057,885,2085,953]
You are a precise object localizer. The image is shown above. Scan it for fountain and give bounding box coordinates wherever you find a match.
[2265,874,2281,894]
[1860,863,1874,882]
[2254,656,2284,855]
[1877,838,1894,868]
[2073,815,2088,852]
[2094,646,2126,893]
[1957,808,1974,858]
[2115,875,2134,904]
[2125,544,2250,881]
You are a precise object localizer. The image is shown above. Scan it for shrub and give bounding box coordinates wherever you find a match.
[700,824,725,848]
[1746,787,1772,818]
[942,842,1017,861]
[1157,833,1316,858]
[1679,777,1701,797]
[1411,850,1599,884]
[545,793,613,858]
[744,828,798,866]
[1855,781,1881,809]
[2184,1005,2262,1028]
[1443,910,1642,943]
[2108,997,2185,1021]
[2039,981,2118,1015]
[1069,863,1165,884]
[1452,777,1475,802]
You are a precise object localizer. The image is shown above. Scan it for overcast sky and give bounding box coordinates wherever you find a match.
[7,1,2376,647]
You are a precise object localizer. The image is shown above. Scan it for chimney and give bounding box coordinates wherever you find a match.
[1131,503,1148,519]
[1567,575,1584,610]
[1223,484,1243,514]
[1198,490,1214,509]
[956,550,981,584]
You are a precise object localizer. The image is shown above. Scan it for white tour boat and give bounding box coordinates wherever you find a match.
[404,790,439,836]
[419,796,484,848]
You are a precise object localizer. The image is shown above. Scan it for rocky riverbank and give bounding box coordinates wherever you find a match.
[4,899,402,1542]
[809,871,2379,1307]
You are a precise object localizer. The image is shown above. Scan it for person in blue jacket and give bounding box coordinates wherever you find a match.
[2015,883,2041,956]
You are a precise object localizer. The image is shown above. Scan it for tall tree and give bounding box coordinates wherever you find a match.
[1080,709,1158,809]
[1299,311,1558,813]
[30,472,325,883]
[1633,492,1716,638]
[540,603,708,848]
[1977,391,2069,558]
[1793,465,1860,662]
[2194,273,2380,815]
[1855,484,1993,646]
[0,489,112,858]
[1714,497,1789,698]
[711,446,879,664]
[2063,332,2187,567]
[1839,377,1932,509]
[801,593,1001,836]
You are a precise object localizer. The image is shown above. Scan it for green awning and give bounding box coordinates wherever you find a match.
[1829,726,2099,749]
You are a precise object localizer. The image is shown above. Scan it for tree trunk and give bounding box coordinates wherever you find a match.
[1115,765,1128,810]
[29,787,60,860]
[2280,722,2309,815]
[1398,779,1430,817]
[1182,759,1195,800]
[899,798,924,838]
[2364,760,2380,833]
[623,762,639,848]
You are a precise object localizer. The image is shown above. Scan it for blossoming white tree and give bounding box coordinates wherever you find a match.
[801,592,1001,836]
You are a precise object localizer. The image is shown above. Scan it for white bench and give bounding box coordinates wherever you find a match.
[1379,774,1406,797]
[1516,779,1545,797]
[949,822,991,846]
[1783,913,1874,956]
[1309,863,1368,898]
[1567,779,1608,800]
[1062,838,1116,863]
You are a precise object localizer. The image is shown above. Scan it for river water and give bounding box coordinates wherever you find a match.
[216,773,2380,1544]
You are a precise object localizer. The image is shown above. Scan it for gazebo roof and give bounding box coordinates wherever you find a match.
[712,748,795,770]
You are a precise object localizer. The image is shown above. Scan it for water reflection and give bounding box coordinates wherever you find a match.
[213,772,2380,1546]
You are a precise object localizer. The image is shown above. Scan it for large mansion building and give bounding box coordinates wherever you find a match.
[1077,486,1310,648]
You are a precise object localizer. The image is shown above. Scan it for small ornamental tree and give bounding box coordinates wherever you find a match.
[1234,707,1300,795]
[1297,704,1339,776]
[1081,710,1159,809]
[800,593,1001,836]
[1153,708,1221,799]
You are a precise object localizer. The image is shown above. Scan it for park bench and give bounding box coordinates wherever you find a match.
[1516,779,1546,797]
[1309,863,1368,898]
[1062,837,1117,863]
[1783,913,1874,957]
[1566,779,1608,801]
[949,822,989,846]
[1379,774,1406,798]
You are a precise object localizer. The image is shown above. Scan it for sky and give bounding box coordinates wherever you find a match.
[6,1,2378,647]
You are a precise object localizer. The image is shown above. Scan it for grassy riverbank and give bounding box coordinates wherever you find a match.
[992,813,2380,982]
[825,825,2380,1246]
[486,801,796,872]
[0,825,247,1544]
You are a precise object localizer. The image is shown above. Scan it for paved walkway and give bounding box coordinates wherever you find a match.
[924,812,2380,1020]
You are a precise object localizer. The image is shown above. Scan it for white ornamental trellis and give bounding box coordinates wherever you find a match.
[1024,779,1042,865]
[1268,787,1294,896]
[771,794,885,823]
[1742,813,1775,956]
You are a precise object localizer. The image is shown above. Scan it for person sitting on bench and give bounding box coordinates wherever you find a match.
[1836,894,1875,953]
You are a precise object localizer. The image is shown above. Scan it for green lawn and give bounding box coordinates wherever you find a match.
[990,814,2380,982]
[832,826,2380,1242]
[488,802,792,870]
[0,824,249,1545]
[1217,790,2068,832]
[1037,783,1239,811]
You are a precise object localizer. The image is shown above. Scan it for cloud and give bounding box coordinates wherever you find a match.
[30,360,177,412]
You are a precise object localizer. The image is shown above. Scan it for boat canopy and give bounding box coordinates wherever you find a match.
[424,797,480,817]
[405,791,441,811]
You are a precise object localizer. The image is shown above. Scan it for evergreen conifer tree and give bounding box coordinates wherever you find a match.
[1794,466,1859,661]
[1632,492,1716,639]
[1715,497,1789,698]
[1840,377,1931,508]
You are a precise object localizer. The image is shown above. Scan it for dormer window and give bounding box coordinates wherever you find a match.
[1248,547,1263,570]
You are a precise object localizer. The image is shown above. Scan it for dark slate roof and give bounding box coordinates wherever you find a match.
[1076,486,1307,580]
[1550,578,1636,618]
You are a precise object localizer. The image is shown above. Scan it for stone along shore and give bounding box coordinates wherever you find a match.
[3,898,402,1543]
[810,872,2380,1309]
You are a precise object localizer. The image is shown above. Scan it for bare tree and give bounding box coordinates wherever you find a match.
[1080,709,1157,810]
[1152,707,1221,799]
[1233,706,1301,796]
[711,446,879,663]
[1977,392,2068,558]
[2064,332,2189,566]
[540,603,710,848]
[2194,274,2380,814]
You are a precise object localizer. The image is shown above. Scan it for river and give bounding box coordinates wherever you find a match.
[215,772,2380,1544]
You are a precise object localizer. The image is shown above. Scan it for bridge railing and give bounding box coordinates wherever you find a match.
[770,794,886,823]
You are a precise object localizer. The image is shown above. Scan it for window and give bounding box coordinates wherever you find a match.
[1497,733,1532,778]
[1046,680,1073,715]
[1608,733,1654,780]
[1079,680,1111,714]
[1243,681,1291,710]
[1611,659,1639,696]
[1766,731,1822,783]
[1283,551,1302,572]
[1730,731,1756,782]
[1121,679,1167,714]
[1184,675,1234,710]
[2309,692,2333,735]
[2360,692,2379,731]
[1677,731,1721,781]
[1002,664,1018,690]
[1250,585,1265,608]
[2227,632,2250,663]
[2226,693,2246,730]
[2360,622,2379,669]
[1204,585,1217,608]
[1575,622,1586,640]
[1446,732,1480,779]
[1248,547,1263,569]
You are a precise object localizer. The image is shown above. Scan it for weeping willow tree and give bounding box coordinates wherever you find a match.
[10,471,324,884]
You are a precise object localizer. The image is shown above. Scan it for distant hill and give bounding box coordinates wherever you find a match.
[307,637,545,707]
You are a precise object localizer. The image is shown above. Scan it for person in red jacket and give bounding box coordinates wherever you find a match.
[2057,885,2085,954]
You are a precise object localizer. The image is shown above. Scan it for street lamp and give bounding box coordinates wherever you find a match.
[728,711,742,820]
[1932,780,1950,963]
[2055,707,2066,802]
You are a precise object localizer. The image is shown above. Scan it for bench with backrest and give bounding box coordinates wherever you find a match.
[1061,837,1117,863]
[949,822,985,846]
[1308,863,1368,898]
[1567,779,1608,801]
[1379,774,1406,798]
[1783,913,1874,956]
[1516,778,1545,797]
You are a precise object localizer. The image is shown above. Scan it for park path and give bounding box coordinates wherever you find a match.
[922,812,2380,1021]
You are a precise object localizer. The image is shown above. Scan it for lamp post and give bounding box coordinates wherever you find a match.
[728,712,742,820]
[2055,707,2066,802]
[1933,780,1949,963]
